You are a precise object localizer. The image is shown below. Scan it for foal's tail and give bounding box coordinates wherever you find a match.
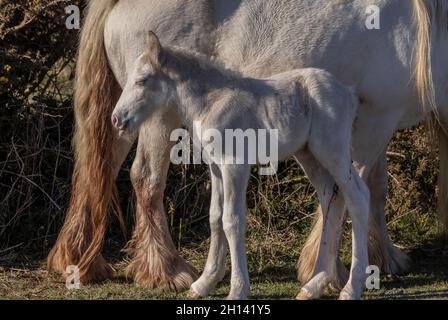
[48,0,122,281]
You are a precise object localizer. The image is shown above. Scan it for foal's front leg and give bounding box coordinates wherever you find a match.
[189,164,228,298]
[222,164,251,300]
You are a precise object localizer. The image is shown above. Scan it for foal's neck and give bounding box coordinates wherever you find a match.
[163,47,236,126]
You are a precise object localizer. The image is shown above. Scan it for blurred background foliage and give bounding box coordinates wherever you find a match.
[0,0,81,259]
[0,1,441,271]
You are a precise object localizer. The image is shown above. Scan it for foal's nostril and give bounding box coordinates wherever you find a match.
[112,114,119,128]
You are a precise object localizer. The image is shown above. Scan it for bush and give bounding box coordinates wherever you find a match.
[0,0,79,256]
[0,1,440,268]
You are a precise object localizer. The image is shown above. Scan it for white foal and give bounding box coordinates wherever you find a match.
[112,32,370,300]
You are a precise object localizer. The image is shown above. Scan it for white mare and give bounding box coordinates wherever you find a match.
[50,0,448,298]
[112,32,369,300]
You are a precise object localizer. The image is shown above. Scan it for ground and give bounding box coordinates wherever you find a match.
[1,239,447,300]
[1,128,447,300]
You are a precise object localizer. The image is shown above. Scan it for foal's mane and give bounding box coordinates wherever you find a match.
[163,46,241,86]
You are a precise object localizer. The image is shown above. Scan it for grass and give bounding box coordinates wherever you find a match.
[1,6,447,300]
[1,125,447,300]
[1,234,448,300]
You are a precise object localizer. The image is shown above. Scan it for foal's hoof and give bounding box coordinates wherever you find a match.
[338,291,357,300]
[226,293,248,300]
[226,287,249,300]
[296,288,313,300]
[187,288,203,299]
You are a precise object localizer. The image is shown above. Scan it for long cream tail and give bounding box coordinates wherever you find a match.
[48,0,122,282]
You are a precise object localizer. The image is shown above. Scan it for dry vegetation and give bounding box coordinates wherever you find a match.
[0,1,447,299]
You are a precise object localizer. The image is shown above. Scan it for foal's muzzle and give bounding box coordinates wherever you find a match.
[111,113,128,137]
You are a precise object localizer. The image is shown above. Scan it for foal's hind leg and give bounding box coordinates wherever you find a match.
[189,164,228,298]
[297,206,349,292]
[298,151,408,292]
[296,151,347,300]
[125,109,197,290]
[313,151,370,300]
[336,168,370,300]
[299,104,407,292]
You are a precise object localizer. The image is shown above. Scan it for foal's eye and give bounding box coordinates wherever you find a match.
[136,78,148,86]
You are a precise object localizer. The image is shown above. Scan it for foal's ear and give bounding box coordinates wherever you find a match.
[146,31,165,68]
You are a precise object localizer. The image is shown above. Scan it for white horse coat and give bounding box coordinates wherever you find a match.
[49,0,448,298]
[112,35,368,299]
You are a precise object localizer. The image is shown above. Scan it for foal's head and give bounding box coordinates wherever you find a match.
[112,31,172,136]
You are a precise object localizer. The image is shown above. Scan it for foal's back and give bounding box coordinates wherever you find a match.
[272,68,357,162]
[206,68,357,161]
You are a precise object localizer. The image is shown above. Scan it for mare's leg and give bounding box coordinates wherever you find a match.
[437,122,448,233]
[221,164,251,300]
[367,150,410,274]
[125,109,197,290]
[189,164,228,298]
